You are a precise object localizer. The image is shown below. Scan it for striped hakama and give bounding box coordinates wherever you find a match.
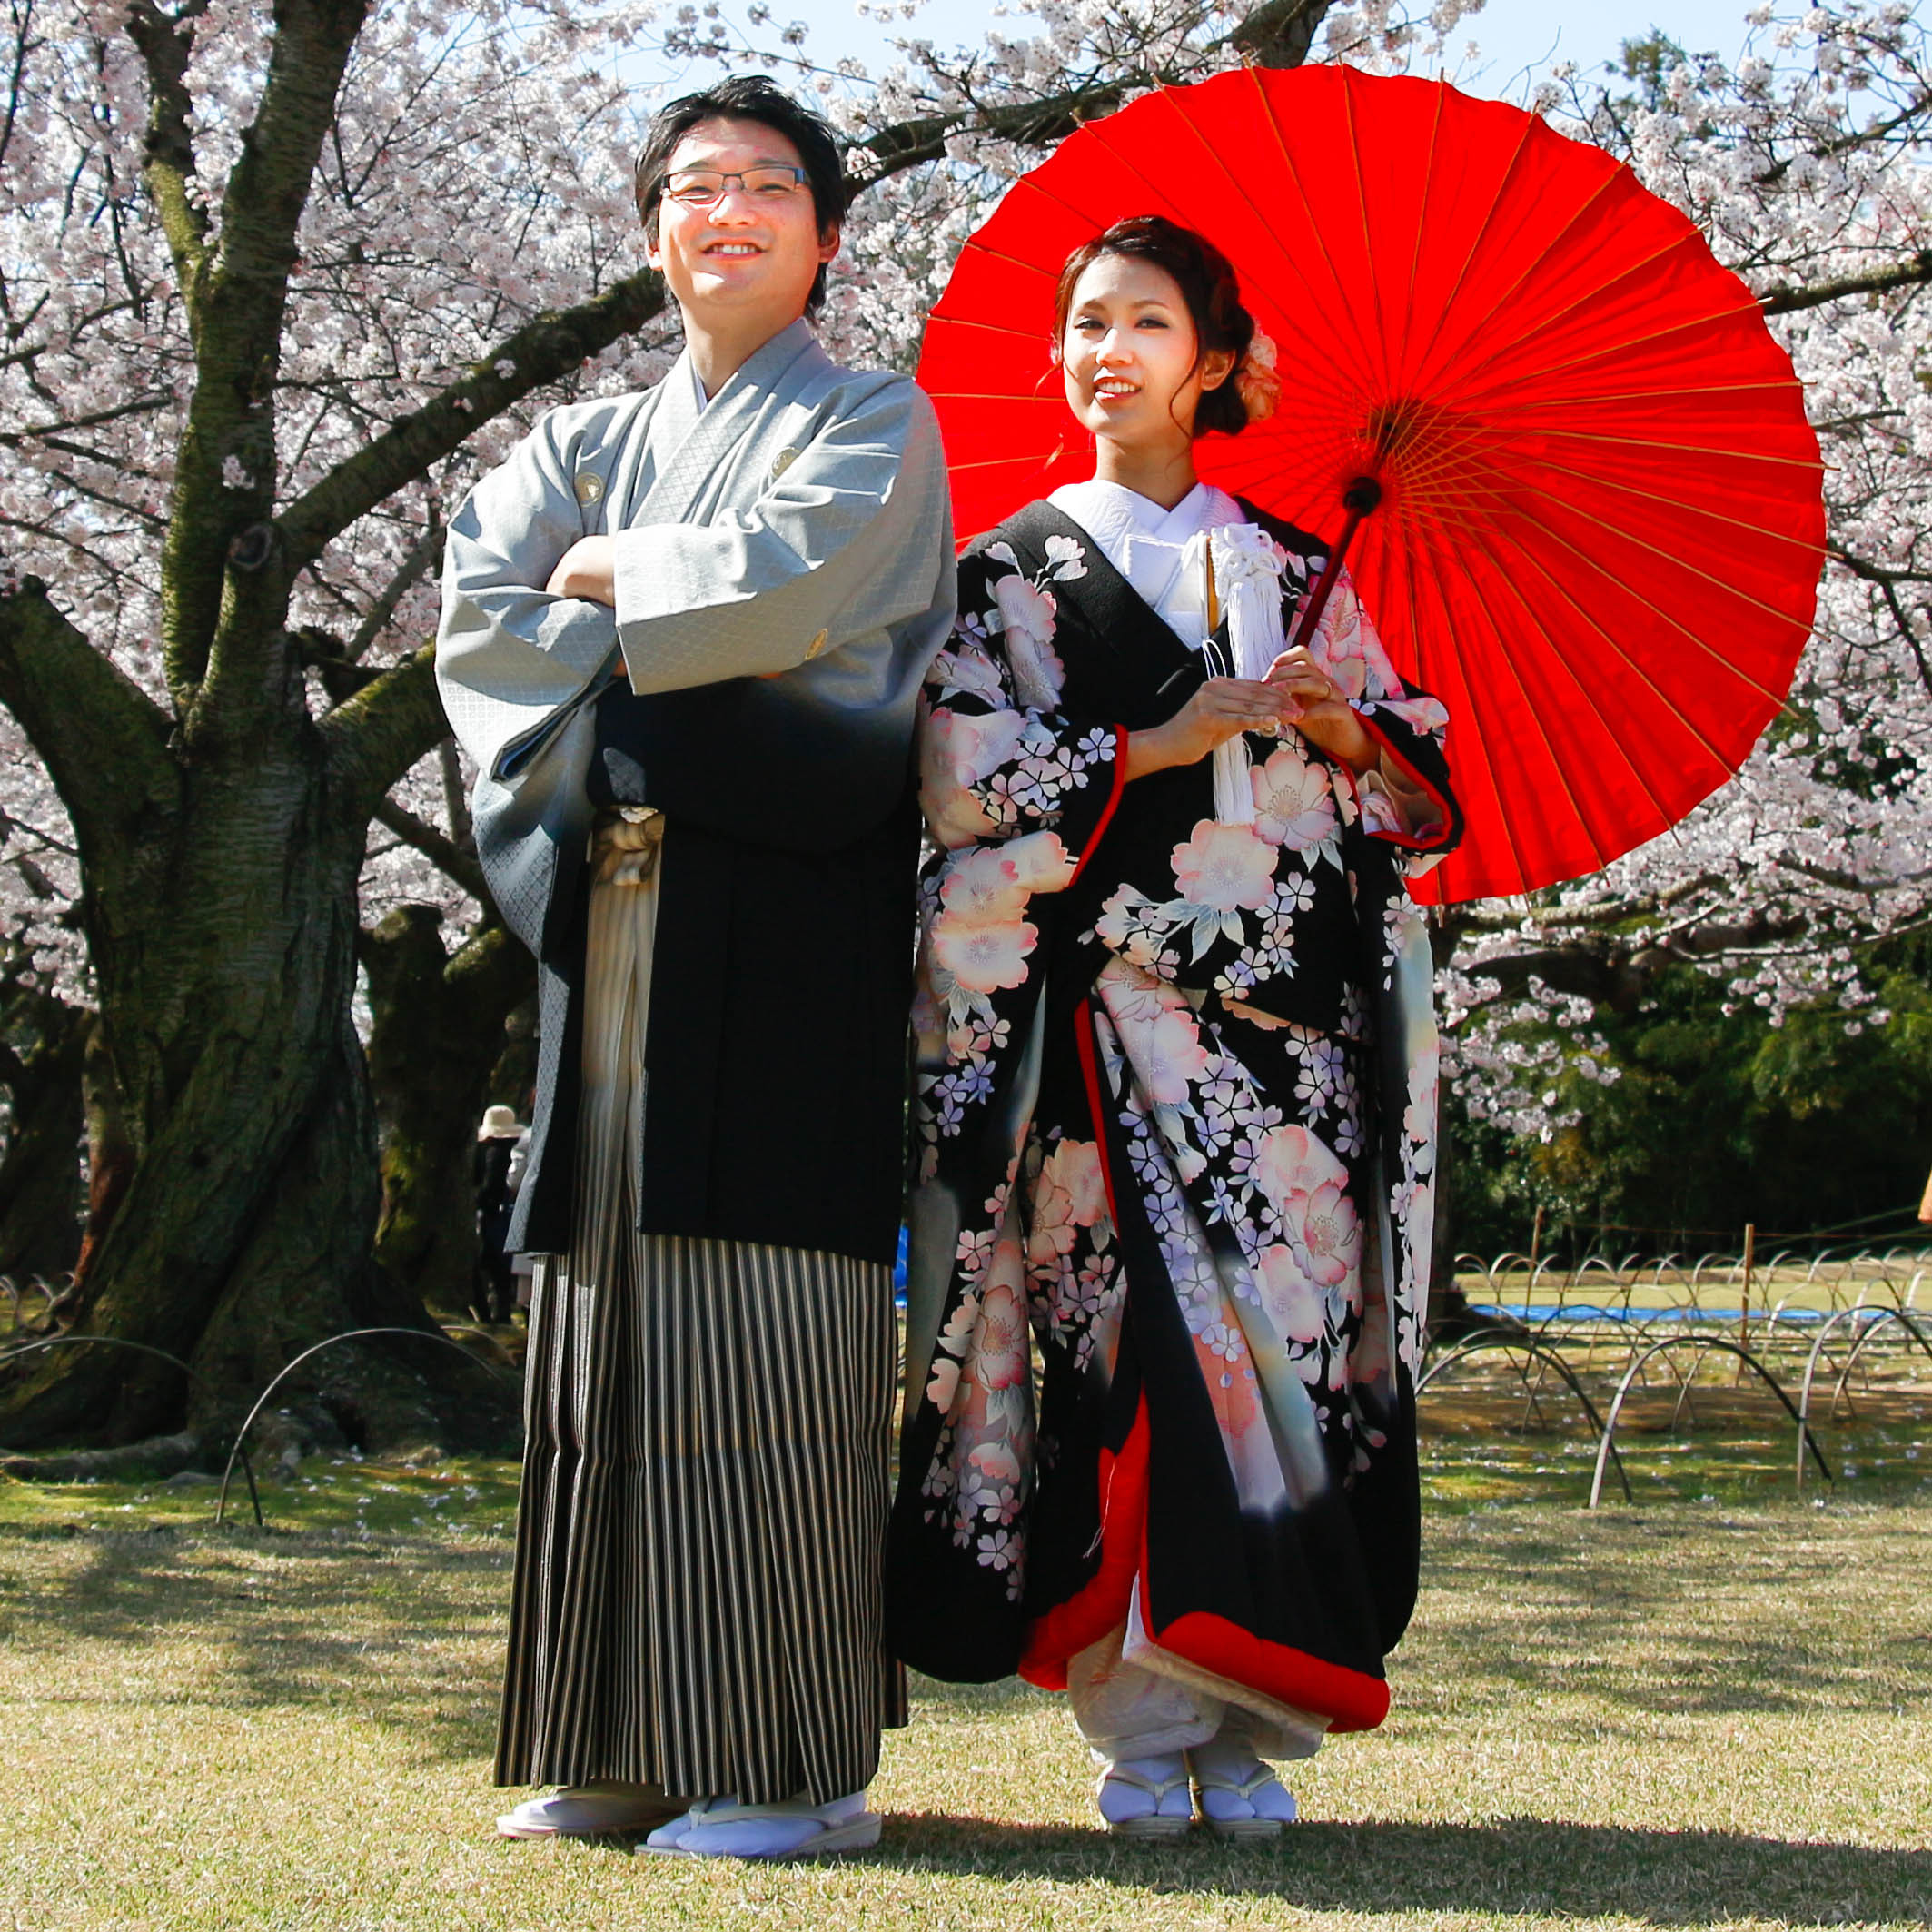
[497,809,906,1804]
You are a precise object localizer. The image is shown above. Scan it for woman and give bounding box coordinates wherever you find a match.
[885,217,1461,1837]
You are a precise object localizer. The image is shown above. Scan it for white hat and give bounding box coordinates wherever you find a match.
[478,1104,523,1141]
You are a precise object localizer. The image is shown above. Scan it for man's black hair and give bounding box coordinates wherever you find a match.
[634,76,847,315]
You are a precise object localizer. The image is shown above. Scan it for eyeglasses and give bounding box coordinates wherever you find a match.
[659,165,809,207]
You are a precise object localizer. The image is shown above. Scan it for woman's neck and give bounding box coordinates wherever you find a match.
[1092,437,1199,512]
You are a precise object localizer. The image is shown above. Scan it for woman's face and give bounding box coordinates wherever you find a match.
[1059,253,1234,453]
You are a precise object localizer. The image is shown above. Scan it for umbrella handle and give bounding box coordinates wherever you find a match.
[1286,475,1382,657]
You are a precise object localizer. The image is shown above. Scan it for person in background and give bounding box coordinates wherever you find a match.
[472,1104,524,1325]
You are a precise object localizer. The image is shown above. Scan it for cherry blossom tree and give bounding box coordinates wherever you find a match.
[1439,2,1932,1144]
[0,0,689,1448]
[0,0,1403,1449]
[1,0,1925,1448]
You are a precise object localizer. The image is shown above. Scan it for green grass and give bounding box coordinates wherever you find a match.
[2,1429,1929,1931]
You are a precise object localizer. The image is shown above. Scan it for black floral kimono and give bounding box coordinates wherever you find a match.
[884,494,1461,1752]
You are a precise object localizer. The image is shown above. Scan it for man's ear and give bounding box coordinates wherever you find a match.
[818,222,841,266]
[643,212,663,271]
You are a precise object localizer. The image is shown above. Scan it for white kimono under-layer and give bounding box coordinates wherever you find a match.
[1047,478,1432,839]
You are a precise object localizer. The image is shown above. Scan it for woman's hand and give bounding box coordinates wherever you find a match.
[546,536,616,606]
[1125,677,1284,780]
[1263,646,1375,772]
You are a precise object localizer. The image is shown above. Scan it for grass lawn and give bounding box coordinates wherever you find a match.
[1,1427,1927,1932]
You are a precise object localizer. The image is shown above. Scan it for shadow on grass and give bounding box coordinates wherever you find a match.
[871,1814,1932,1922]
[8,1521,1925,1757]
[0,1523,508,1763]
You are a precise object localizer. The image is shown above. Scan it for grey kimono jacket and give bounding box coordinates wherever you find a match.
[437,320,955,1262]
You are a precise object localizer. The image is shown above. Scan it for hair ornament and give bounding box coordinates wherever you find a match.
[1236,329,1281,424]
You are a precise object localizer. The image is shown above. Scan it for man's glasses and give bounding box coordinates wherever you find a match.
[659,165,809,207]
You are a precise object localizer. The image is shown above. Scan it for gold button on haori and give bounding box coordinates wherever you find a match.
[804,629,828,659]
[573,472,605,505]
[771,447,800,480]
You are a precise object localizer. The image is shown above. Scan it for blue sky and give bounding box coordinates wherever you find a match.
[640,0,1763,105]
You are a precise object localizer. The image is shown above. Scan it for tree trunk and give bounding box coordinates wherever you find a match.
[362,907,534,1323]
[74,1015,134,1286]
[0,986,88,1286]
[0,694,514,1454]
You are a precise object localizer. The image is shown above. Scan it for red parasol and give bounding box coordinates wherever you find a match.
[917,65,1826,904]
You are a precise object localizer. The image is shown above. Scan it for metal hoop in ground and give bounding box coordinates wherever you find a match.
[1588,1335,1833,1509]
[214,1326,519,1528]
[1417,1333,1632,1504]
[1796,1306,1932,1489]
[0,1333,263,1524]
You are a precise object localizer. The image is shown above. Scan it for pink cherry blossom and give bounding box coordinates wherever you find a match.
[938,845,1029,926]
[1111,997,1214,1106]
[929,909,1036,994]
[967,1440,1022,1484]
[926,1352,964,1414]
[975,1280,1030,1390]
[991,573,1065,709]
[1252,748,1340,855]
[1027,1136,1108,1268]
[1294,1178,1362,1289]
[1171,820,1278,912]
[921,706,1026,847]
[1256,1243,1325,1345]
[1002,829,1075,895]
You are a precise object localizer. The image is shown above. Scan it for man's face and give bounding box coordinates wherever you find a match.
[646,116,838,332]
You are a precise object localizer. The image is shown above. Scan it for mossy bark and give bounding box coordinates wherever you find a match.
[0,984,88,1284]
[0,646,515,1448]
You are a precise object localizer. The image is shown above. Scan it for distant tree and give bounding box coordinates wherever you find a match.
[1450,940,1932,1255]
[1442,4,1932,1153]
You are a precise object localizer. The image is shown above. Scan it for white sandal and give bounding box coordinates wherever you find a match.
[1187,1753,1298,1839]
[638,1790,882,1859]
[496,1780,684,1839]
[1095,1757,1194,1838]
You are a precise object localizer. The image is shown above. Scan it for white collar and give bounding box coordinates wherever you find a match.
[1049,479,1244,633]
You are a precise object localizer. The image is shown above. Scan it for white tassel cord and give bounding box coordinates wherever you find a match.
[1194,526,1288,826]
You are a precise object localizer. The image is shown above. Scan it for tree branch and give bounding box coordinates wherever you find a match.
[1759,249,1932,314]
[438,738,471,848]
[1463,906,1815,1013]
[1828,547,1932,700]
[1225,0,1330,66]
[847,0,1337,193]
[1755,88,1932,186]
[163,0,371,715]
[320,641,446,825]
[124,0,211,331]
[849,81,1137,189]
[0,579,179,883]
[346,515,442,664]
[275,269,669,576]
[370,796,486,905]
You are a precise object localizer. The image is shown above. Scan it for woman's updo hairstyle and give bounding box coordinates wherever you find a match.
[1053,214,1261,438]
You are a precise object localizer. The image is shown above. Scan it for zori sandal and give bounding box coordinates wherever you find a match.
[1187,1751,1298,1839]
[1095,1755,1194,1838]
[638,1790,882,1859]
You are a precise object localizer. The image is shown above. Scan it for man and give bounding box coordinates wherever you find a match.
[437,76,953,1859]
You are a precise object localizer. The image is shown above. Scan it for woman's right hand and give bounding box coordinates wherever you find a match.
[1125,678,1282,781]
